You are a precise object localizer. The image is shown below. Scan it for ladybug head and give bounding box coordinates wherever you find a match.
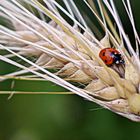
[113,53,124,65]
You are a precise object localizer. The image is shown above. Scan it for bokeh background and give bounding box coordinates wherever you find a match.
[1,0,140,140]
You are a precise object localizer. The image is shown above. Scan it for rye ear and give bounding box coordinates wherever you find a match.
[0,0,140,121]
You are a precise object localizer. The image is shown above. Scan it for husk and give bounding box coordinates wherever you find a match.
[0,0,140,121]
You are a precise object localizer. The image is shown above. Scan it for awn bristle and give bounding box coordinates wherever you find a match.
[0,0,140,121]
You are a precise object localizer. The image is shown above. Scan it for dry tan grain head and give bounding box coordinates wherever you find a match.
[0,0,140,121]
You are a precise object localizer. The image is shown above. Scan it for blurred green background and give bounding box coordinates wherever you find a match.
[1,0,140,140]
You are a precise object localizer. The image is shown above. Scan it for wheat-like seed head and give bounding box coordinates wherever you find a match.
[0,0,140,121]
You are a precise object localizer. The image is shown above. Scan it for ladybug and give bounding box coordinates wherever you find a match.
[99,48,124,66]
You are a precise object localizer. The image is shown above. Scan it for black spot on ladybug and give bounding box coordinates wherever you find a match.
[104,60,107,63]
[102,52,105,56]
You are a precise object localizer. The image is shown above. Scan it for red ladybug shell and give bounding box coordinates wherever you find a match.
[99,48,121,66]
